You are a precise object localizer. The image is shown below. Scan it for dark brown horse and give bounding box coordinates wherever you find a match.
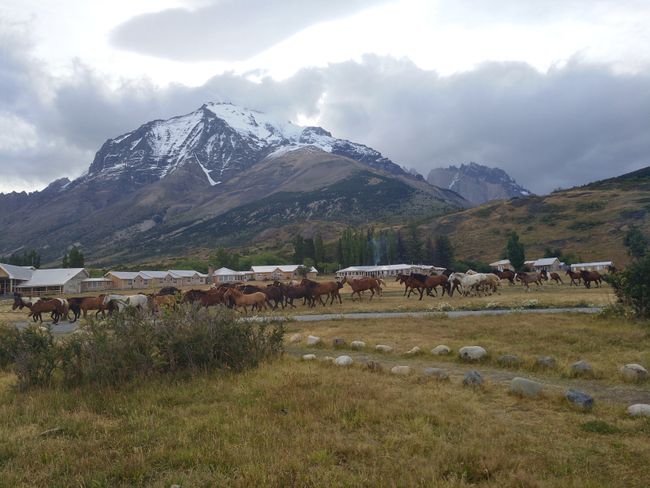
[580,270,602,288]
[396,273,426,299]
[300,278,343,307]
[495,269,516,285]
[278,284,313,308]
[29,299,68,324]
[515,272,544,289]
[67,295,107,322]
[565,270,582,286]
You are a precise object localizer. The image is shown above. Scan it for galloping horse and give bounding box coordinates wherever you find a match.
[341,277,382,300]
[300,279,343,306]
[580,270,603,288]
[67,295,107,322]
[29,298,68,324]
[495,269,516,285]
[541,270,563,285]
[566,270,582,286]
[515,272,544,289]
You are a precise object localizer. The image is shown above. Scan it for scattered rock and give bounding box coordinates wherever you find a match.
[332,337,346,348]
[459,346,487,361]
[334,355,353,367]
[302,354,317,361]
[463,370,484,387]
[306,335,321,346]
[390,365,411,375]
[406,346,422,355]
[498,354,521,367]
[570,360,594,377]
[351,340,366,350]
[627,404,650,417]
[431,345,451,355]
[321,356,335,363]
[365,360,383,372]
[510,377,543,398]
[375,344,393,353]
[565,389,594,411]
[422,367,449,380]
[620,364,649,383]
[288,333,303,343]
[536,356,557,369]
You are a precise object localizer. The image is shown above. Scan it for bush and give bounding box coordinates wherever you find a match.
[0,305,285,389]
[605,256,650,319]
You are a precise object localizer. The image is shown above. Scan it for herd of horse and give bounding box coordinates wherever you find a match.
[9,268,606,321]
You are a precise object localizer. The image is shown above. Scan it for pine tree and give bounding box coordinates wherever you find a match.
[68,247,85,267]
[624,226,648,259]
[433,235,455,269]
[504,231,526,271]
[314,234,325,266]
[292,235,305,263]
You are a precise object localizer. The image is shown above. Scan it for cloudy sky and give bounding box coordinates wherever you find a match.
[1,0,649,194]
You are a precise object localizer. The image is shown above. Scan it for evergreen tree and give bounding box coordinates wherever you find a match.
[292,235,305,263]
[314,234,325,266]
[68,247,85,267]
[424,237,435,263]
[504,231,526,271]
[396,230,406,262]
[62,253,69,268]
[433,235,455,269]
[623,226,648,259]
[404,222,423,263]
[303,238,316,262]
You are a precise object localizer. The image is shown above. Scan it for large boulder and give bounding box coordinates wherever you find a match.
[459,346,487,361]
[510,377,543,398]
[627,404,650,417]
[351,341,366,350]
[431,345,451,355]
[620,364,648,383]
[463,370,484,387]
[422,367,449,380]
[306,335,321,346]
[334,355,353,367]
[570,360,594,378]
[390,365,411,376]
[565,389,594,411]
[375,344,393,353]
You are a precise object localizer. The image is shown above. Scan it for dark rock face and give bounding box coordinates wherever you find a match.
[427,162,531,206]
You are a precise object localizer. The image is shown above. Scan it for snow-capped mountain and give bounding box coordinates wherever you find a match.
[0,102,467,263]
[79,102,406,189]
[426,163,531,206]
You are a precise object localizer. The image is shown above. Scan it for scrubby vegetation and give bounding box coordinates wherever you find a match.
[0,305,284,389]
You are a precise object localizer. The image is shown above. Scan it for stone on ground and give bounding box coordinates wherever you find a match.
[391,365,411,375]
[351,341,366,350]
[321,356,334,363]
[302,354,317,361]
[565,389,594,411]
[334,355,353,367]
[463,370,484,387]
[406,346,422,355]
[627,404,650,417]
[306,335,321,346]
[498,354,521,367]
[422,367,449,380]
[536,356,557,368]
[570,360,594,377]
[510,377,543,397]
[459,346,487,361]
[289,333,303,343]
[365,360,383,372]
[620,364,648,383]
[375,344,393,353]
[431,345,451,355]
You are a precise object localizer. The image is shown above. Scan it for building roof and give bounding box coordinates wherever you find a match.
[0,263,35,281]
[16,268,88,288]
[571,261,614,268]
[138,270,169,279]
[336,264,441,273]
[106,271,140,280]
[168,270,201,278]
[533,257,560,266]
[251,265,318,273]
[489,259,511,267]
[214,267,247,276]
[82,277,113,282]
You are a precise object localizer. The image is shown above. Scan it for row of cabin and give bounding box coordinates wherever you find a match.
[335,264,446,279]
[489,258,615,273]
[0,263,319,296]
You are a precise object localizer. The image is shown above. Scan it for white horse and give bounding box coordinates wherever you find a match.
[103,294,149,313]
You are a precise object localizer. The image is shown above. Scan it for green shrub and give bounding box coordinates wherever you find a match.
[11,326,58,389]
[605,256,650,319]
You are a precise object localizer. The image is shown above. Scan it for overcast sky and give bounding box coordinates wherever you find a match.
[1,0,649,194]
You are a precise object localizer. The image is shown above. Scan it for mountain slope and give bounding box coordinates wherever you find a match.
[0,104,466,264]
[425,166,650,266]
[427,163,531,206]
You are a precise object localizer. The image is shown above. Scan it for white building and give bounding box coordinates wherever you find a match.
[335,264,445,279]
[14,268,90,295]
[212,267,252,283]
[251,265,318,281]
[0,263,35,295]
[489,259,514,271]
[570,261,614,272]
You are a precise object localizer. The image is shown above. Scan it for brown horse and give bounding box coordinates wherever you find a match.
[300,278,343,307]
[541,270,564,285]
[67,295,107,322]
[495,269,516,285]
[148,294,178,314]
[580,270,602,288]
[396,273,426,299]
[515,272,544,289]
[565,270,582,286]
[29,299,68,324]
[341,277,382,300]
[279,284,314,308]
[224,288,268,313]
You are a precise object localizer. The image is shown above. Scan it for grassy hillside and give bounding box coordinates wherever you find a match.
[425,168,650,266]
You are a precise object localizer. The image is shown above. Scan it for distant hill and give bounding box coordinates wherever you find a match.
[427,162,531,206]
[424,165,650,267]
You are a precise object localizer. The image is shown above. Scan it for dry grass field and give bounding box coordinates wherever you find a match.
[0,279,616,325]
[0,309,649,486]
